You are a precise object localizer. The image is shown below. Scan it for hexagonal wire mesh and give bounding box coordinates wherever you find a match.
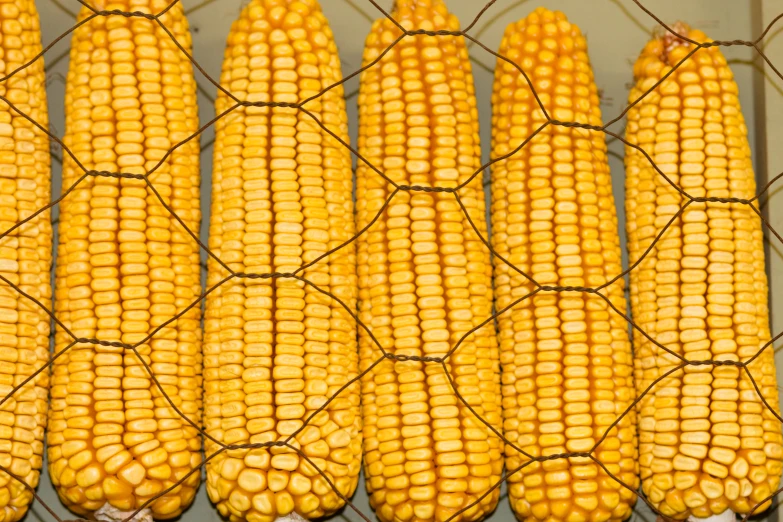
[1,0,783,521]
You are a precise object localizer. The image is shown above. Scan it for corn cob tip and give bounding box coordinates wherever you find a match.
[388,0,454,31]
[391,0,447,13]
[240,0,327,25]
[522,6,570,24]
[94,504,151,522]
[643,21,713,68]
[499,7,586,58]
[80,0,182,15]
[500,6,585,38]
[275,512,308,522]
[634,22,703,78]
[655,22,692,59]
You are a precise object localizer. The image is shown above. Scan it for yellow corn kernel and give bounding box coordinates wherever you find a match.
[203,1,361,521]
[0,1,51,520]
[625,22,783,519]
[50,1,202,519]
[490,8,638,522]
[356,2,502,522]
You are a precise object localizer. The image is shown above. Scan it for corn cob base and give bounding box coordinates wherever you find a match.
[203,2,361,522]
[356,2,503,522]
[625,24,783,520]
[490,9,638,522]
[49,1,203,518]
[0,1,51,521]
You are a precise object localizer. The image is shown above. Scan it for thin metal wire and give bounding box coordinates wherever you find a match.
[0,1,781,522]
[48,0,76,18]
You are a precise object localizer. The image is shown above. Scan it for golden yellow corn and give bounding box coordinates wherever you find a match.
[356,2,502,522]
[49,1,202,519]
[0,1,51,520]
[490,8,639,522]
[203,1,360,521]
[625,23,783,519]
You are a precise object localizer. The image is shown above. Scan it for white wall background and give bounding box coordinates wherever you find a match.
[26,1,779,522]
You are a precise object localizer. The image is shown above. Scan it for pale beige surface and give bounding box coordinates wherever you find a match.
[757,0,783,518]
[25,1,775,521]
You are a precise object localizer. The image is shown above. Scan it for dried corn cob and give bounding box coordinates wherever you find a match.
[625,23,783,519]
[490,8,638,522]
[0,1,51,520]
[49,1,202,519]
[356,1,502,522]
[203,1,361,521]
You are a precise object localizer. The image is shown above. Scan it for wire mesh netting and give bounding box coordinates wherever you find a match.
[1,0,783,521]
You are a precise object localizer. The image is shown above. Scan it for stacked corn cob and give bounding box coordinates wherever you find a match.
[203,1,361,521]
[356,1,503,522]
[49,1,202,519]
[0,1,51,520]
[490,8,638,522]
[18,1,783,522]
[625,23,783,519]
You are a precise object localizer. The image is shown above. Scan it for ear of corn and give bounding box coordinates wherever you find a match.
[203,1,361,521]
[49,2,202,519]
[625,23,783,519]
[490,8,638,522]
[356,2,503,522]
[0,1,51,520]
